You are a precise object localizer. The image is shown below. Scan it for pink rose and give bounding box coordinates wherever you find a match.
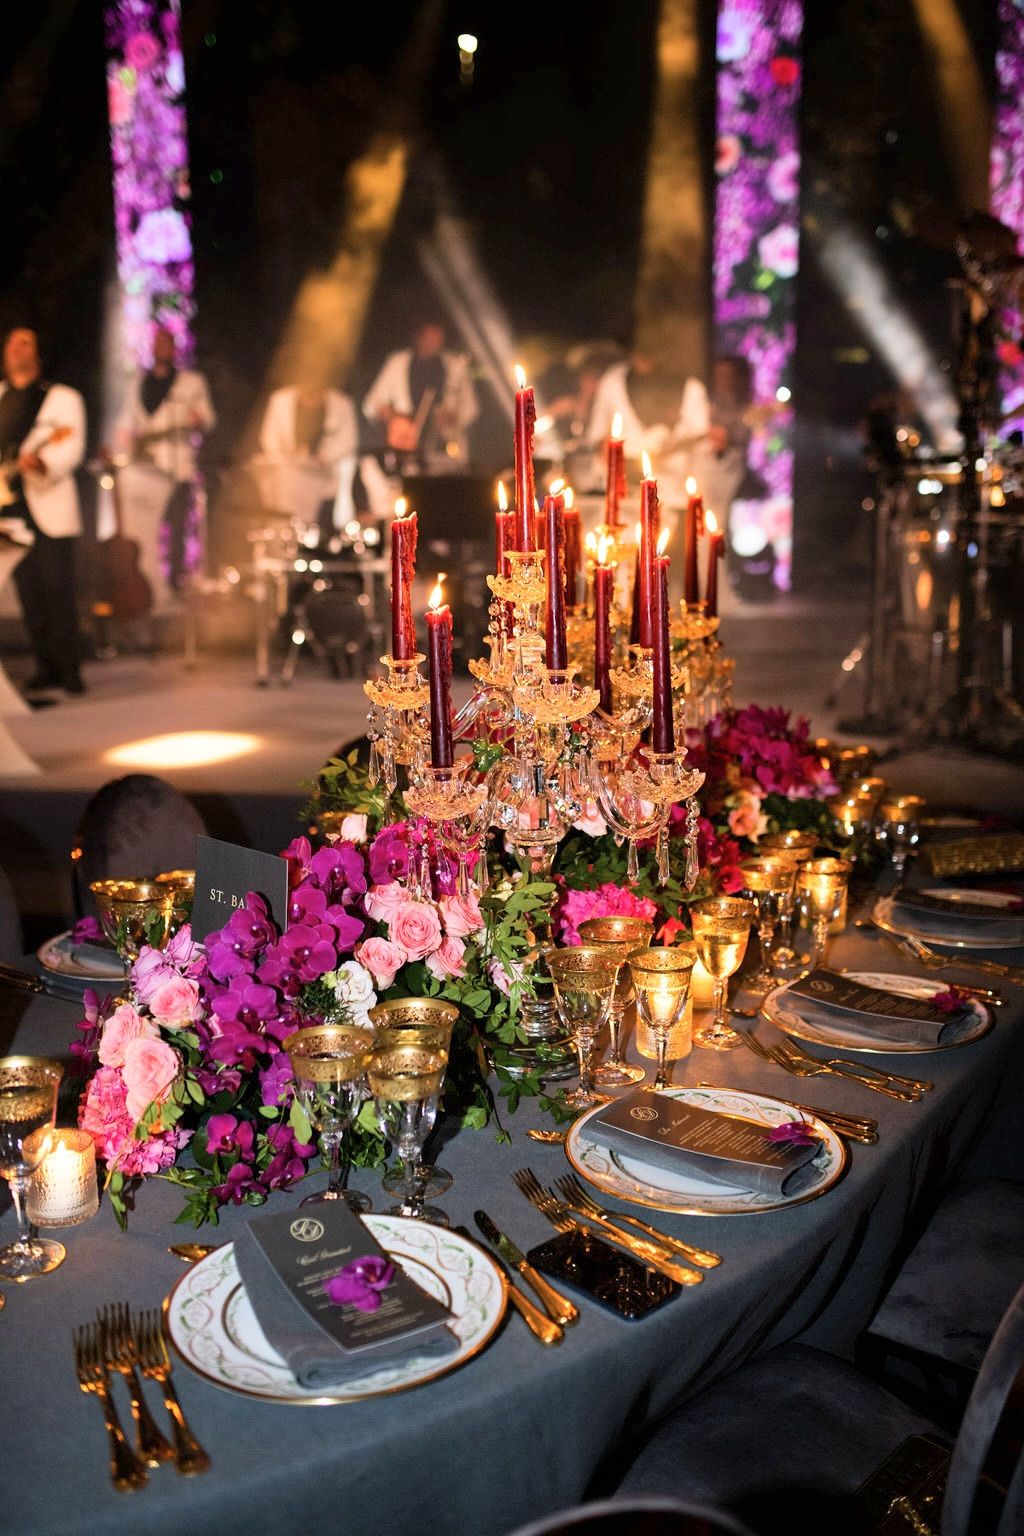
[487,958,518,996]
[121,1037,179,1122]
[98,1003,159,1068]
[364,882,409,923]
[426,936,467,980]
[387,901,443,962]
[131,947,178,1005]
[439,892,483,939]
[727,791,768,842]
[339,813,368,844]
[355,937,406,990]
[125,30,161,72]
[148,975,202,1029]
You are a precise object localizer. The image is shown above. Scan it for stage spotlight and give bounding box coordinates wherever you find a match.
[105,732,262,770]
[775,386,791,404]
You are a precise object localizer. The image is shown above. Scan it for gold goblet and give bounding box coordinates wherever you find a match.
[367,1039,449,1224]
[0,1056,65,1280]
[796,856,853,961]
[689,897,756,1050]
[546,948,620,1109]
[835,745,876,784]
[627,948,696,1089]
[739,857,797,988]
[578,917,654,1086]
[90,879,176,996]
[283,1024,375,1211]
[368,998,459,1200]
[155,869,195,932]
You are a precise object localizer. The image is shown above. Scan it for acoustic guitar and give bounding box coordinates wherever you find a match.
[0,425,73,509]
[95,457,153,623]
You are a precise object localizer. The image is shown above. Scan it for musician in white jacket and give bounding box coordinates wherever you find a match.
[363,320,478,470]
[257,380,359,533]
[0,327,86,694]
[114,326,216,600]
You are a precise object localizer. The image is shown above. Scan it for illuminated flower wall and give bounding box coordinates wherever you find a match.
[991,0,1024,430]
[713,0,803,588]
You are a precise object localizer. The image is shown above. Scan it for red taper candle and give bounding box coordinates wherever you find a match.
[543,487,567,670]
[390,499,417,660]
[594,556,613,713]
[684,478,701,605]
[651,547,674,754]
[704,511,725,619]
[629,521,642,647]
[638,457,660,650]
[562,489,580,610]
[605,412,626,529]
[513,365,536,551]
[426,576,454,769]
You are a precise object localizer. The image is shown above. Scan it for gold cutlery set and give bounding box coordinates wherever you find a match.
[732,1027,931,1101]
[72,1304,208,1490]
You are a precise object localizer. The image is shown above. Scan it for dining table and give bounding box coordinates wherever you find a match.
[1,917,1022,1536]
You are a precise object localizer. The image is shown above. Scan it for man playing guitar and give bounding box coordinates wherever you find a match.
[0,327,87,696]
[363,318,479,473]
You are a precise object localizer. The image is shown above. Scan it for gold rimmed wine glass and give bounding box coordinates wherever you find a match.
[739,857,797,988]
[283,1024,375,1211]
[877,796,926,878]
[578,917,654,1086]
[546,948,620,1109]
[796,856,853,961]
[368,998,459,1200]
[90,879,176,996]
[627,947,696,1089]
[689,897,756,1050]
[0,1056,65,1280]
[155,869,195,932]
[367,1039,449,1225]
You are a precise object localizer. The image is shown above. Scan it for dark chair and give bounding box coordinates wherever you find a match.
[862,1177,1024,1419]
[72,775,206,916]
[616,1283,1024,1536]
[504,1496,754,1536]
[0,863,23,963]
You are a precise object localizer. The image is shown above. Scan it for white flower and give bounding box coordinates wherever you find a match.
[329,960,377,1010]
[339,813,368,844]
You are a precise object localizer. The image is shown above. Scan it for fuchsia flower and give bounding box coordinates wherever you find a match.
[326,1256,396,1313]
[930,986,970,1014]
[558,883,659,946]
[766,1120,819,1149]
[204,1114,254,1159]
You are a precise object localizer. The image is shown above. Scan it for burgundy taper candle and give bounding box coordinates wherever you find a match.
[594,561,613,712]
[426,582,454,769]
[390,503,417,660]
[638,468,660,650]
[651,553,674,753]
[705,526,725,619]
[543,489,567,670]
[605,415,625,529]
[563,497,580,610]
[513,369,536,552]
[684,485,701,605]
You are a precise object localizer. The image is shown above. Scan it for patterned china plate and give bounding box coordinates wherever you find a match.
[36,930,123,982]
[565,1085,846,1217]
[763,970,992,1055]
[164,1217,507,1405]
[872,893,1024,951]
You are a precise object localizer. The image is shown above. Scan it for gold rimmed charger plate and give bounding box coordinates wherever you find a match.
[763,970,993,1056]
[564,1085,847,1217]
[872,894,1024,952]
[163,1216,507,1405]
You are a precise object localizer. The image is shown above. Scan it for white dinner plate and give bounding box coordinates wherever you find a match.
[565,1085,846,1217]
[36,930,123,982]
[164,1217,506,1405]
[763,970,992,1055]
[872,893,1024,952]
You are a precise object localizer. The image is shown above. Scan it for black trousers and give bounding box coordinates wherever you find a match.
[164,480,192,591]
[12,510,81,680]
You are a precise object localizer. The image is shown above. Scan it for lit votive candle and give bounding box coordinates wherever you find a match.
[689,957,716,1008]
[636,994,693,1062]
[27,1129,99,1228]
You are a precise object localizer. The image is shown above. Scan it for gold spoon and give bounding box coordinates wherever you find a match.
[168,1243,220,1264]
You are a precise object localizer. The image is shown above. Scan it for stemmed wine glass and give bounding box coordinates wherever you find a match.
[0,1055,65,1281]
[283,1024,375,1211]
[367,1035,449,1225]
[877,796,925,882]
[546,948,620,1110]
[368,999,459,1200]
[796,857,853,962]
[577,917,654,1086]
[627,948,696,1090]
[689,897,756,1050]
[738,857,797,988]
[90,879,176,998]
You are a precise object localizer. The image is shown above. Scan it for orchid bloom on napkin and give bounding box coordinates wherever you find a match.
[930,985,970,1014]
[766,1120,818,1149]
[325,1255,396,1313]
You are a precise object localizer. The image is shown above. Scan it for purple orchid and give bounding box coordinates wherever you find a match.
[767,1120,819,1149]
[259,1055,296,1109]
[325,1255,396,1313]
[71,915,107,946]
[210,1161,262,1205]
[930,986,970,1014]
[262,1122,317,1189]
[204,1114,255,1160]
[201,1017,267,1068]
[210,975,279,1029]
[259,923,338,985]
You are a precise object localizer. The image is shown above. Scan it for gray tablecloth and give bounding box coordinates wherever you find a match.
[1,924,1021,1536]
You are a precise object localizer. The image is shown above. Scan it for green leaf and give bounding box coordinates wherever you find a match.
[288,1098,314,1144]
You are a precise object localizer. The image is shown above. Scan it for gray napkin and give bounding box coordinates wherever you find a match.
[893,895,1024,945]
[785,971,961,1046]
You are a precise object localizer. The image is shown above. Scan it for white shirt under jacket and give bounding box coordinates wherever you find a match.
[0,381,86,538]
[115,369,216,483]
[586,363,709,507]
[362,349,479,449]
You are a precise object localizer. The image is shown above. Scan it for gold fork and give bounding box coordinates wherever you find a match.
[72,1322,148,1491]
[779,1037,932,1094]
[553,1174,721,1268]
[771,1039,922,1101]
[512,1168,702,1286]
[98,1302,174,1468]
[133,1308,211,1476]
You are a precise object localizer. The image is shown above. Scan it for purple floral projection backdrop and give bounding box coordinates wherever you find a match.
[991,0,1024,430]
[713,0,803,589]
[105,0,201,572]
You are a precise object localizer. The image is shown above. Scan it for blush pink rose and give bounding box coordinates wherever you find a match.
[426,936,467,980]
[98,1004,159,1069]
[121,1036,179,1122]
[147,975,202,1029]
[387,901,443,962]
[364,882,409,923]
[355,937,405,990]
[439,892,484,939]
[727,791,768,841]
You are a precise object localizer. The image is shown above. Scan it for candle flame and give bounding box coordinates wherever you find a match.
[685,475,698,496]
[657,528,670,556]
[597,533,613,565]
[514,363,527,390]
[611,411,623,440]
[428,574,447,611]
[496,479,508,511]
[563,486,574,510]
[641,450,653,480]
[584,530,597,554]
[634,521,643,545]
[705,508,719,535]
[549,476,565,496]
[394,496,409,518]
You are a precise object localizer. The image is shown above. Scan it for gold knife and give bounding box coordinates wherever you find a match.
[473,1210,579,1325]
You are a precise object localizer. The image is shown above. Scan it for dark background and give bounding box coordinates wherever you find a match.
[0,0,1001,584]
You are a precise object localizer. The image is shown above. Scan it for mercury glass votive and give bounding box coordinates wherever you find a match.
[26,1128,98,1228]
[627,947,696,1089]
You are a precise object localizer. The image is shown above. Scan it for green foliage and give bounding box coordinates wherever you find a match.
[299,747,398,829]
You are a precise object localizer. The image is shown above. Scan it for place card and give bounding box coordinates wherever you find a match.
[191,835,290,942]
[590,1090,820,1197]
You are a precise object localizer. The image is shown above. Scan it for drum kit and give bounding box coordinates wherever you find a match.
[841,213,1024,752]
